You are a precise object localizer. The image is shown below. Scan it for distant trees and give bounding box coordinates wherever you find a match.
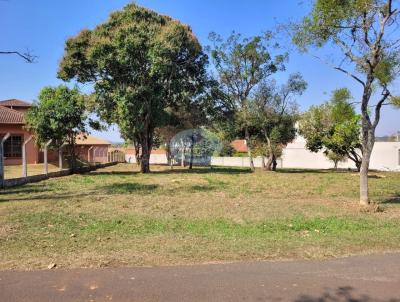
[293,0,400,205]
[249,73,307,170]
[208,32,287,172]
[299,88,362,171]
[58,4,209,173]
[25,85,89,171]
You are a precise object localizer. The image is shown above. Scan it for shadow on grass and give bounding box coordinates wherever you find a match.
[187,185,217,192]
[0,185,53,197]
[101,182,159,194]
[92,167,251,176]
[294,286,399,302]
[276,169,352,174]
[380,194,400,204]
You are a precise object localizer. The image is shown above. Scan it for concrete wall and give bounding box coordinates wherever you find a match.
[281,141,400,171]
[124,141,400,172]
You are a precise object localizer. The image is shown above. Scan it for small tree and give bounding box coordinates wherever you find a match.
[209,31,286,171]
[249,73,307,171]
[293,0,400,205]
[25,85,88,171]
[325,150,347,170]
[58,4,209,173]
[299,88,362,171]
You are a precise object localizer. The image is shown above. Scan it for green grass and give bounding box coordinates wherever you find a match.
[1,163,400,270]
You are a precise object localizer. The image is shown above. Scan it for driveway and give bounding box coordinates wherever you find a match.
[1,252,399,301]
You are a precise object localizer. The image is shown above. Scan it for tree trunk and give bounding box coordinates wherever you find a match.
[166,142,172,167]
[271,154,277,171]
[140,141,150,173]
[245,127,255,172]
[68,135,77,172]
[355,160,361,172]
[359,148,371,206]
[360,98,375,205]
[139,132,152,174]
[347,149,362,172]
[261,156,266,170]
[265,155,273,171]
[189,135,194,170]
[334,160,339,170]
[360,131,374,206]
[264,137,273,171]
[132,140,140,165]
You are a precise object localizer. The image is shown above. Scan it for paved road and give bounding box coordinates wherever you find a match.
[1,253,400,302]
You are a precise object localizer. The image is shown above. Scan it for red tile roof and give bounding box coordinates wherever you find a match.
[0,99,32,107]
[75,134,111,146]
[231,139,248,153]
[0,105,25,124]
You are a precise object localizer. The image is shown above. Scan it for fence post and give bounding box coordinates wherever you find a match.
[43,139,52,175]
[88,146,94,164]
[0,133,11,186]
[59,144,66,171]
[22,135,33,178]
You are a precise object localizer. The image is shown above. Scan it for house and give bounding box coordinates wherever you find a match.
[0,99,40,165]
[230,139,248,154]
[0,99,111,165]
[74,134,111,163]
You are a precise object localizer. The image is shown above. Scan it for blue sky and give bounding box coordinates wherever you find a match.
[1,0,399,142]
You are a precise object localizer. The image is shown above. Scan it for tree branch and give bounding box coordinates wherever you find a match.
[373,88,391,129]
[308,53,366,87]
[0,50,36,63]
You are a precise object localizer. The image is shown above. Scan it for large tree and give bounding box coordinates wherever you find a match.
[249,73,307,170]
[293,0,400,205]
[25,85,88,171]
[208,31,286,171]
[299,88,362,171]
[58,4,209,173]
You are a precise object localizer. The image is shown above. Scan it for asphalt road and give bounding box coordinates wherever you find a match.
[1,253,400,302]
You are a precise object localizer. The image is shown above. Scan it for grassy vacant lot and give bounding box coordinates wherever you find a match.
[4,163,60,179]
[1,163,400,270]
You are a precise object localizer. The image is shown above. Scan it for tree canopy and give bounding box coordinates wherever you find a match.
[208,31,287,171]
[58,3,209,172]
[248,73,307,170]
[25,85,88,170]
[299,88,362,170]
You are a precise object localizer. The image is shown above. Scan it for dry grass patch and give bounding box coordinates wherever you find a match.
[4,163,60,179]
[1,163,400,270]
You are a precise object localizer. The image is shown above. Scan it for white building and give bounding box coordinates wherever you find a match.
[281,135,400,171]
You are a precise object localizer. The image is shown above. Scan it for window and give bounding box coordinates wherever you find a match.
[3,135,23,158]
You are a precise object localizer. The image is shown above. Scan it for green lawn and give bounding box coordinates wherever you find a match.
[1,163,400,270]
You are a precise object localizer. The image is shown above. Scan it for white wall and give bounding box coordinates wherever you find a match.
[125,154,168,165]
[281,141,400,171]
[124,141,400,172]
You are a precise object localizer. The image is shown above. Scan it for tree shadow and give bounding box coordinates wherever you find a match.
[380,194,400,204]
[276,169,330,174]
[0,184,53,197]
[151,167,251,175]
[101,182,159,194]
[91,167,251,176]
[295,286,400,302]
